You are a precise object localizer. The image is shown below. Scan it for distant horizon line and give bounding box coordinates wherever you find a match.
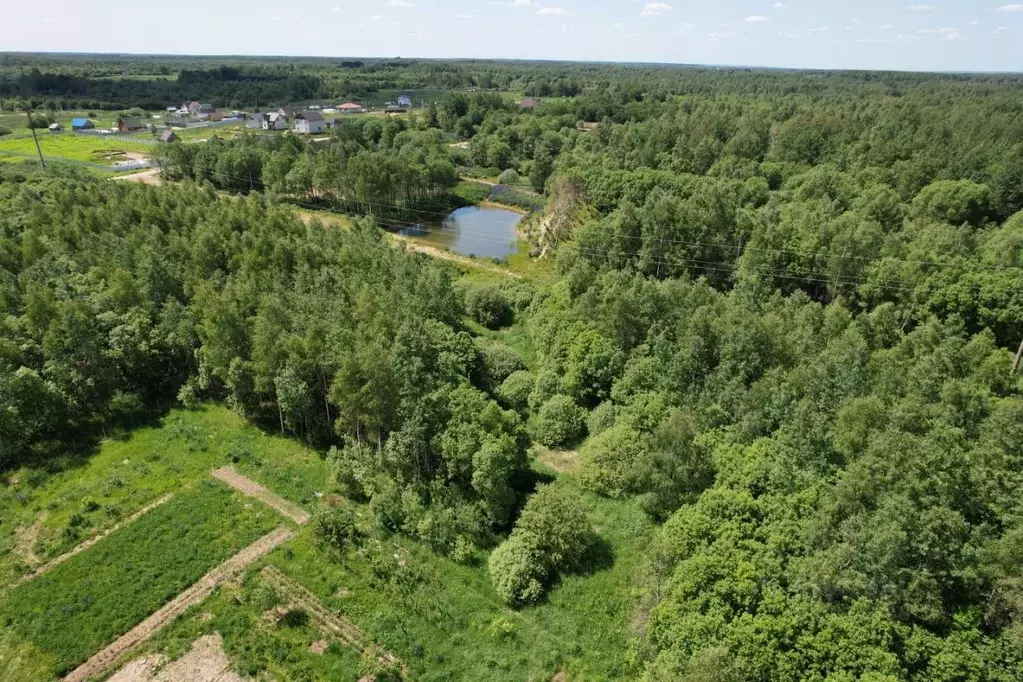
[3,50,1023,77]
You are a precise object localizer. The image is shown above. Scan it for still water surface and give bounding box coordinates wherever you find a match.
[398,206,523,259]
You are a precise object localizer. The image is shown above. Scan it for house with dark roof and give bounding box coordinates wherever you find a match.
[294,110,326,134]
[278,105,294,117]
[160,128,179,143]
[71,118,95,130]
[48,122,63,133]
[116,117,144,133]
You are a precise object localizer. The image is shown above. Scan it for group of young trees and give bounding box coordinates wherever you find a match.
[0,171,532,553]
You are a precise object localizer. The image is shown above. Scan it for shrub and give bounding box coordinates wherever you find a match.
[579,425,649,498]
[534,394,586,447]
[498,168,520,185]
[586,401,618,436]
[0,126,11,137]
[465,284,513,329]
[313,505,364,551]
[279,608,309,628]
[489,483,595,605]
[329,442,377,501]
[499,370,534,410]
[479,341,526,387]
[489,530,547,605]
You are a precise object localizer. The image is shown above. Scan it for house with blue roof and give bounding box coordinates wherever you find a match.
[71,118,95,131]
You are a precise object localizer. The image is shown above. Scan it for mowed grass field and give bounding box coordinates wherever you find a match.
[0,405,650,681]
[0,133,150,165]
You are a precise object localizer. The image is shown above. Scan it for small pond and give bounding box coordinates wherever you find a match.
[398,205,524,259]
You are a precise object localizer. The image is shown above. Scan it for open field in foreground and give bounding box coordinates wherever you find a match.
[0,404,649,680]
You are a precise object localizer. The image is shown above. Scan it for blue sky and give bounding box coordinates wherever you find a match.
[4,1,1022,72]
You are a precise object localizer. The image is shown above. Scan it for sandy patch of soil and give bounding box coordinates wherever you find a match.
[63,526,294,682]
[212,467,310,525]
[309,639,329,655]
[112,169,163,185]
[107,634,245,682]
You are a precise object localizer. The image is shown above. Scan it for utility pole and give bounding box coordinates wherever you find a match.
[26,109,45,170]
[1013,339,1023,375]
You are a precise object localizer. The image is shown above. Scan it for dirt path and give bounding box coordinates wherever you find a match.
[22,494,174,584]
[112,169,162,185]
[259,566,400,668]
[107,633,245,682]
[63,526,295,682]
[13,511,46,567]
[211,467,310,525]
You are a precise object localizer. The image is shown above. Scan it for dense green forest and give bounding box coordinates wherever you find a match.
[3,56,1023,680]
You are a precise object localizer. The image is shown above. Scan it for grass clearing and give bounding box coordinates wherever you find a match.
[0,133,149,164]
[1,404,649,680]
[0,481,278,678]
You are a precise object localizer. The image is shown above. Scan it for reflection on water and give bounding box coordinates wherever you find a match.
[398,206,524,259]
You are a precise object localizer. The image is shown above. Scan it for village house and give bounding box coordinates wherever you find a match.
[71,117,95,131]
[262,112,289,131]
[184,101,202,116]
[48,122,63,133]
[247,113,264,129]
[397,94,413,107]
[294,110,326,134]
[116,117,145,133]
[160,128,179,143]
[278,105,294,118]
[337,102,366,114]
[196,103,219,121]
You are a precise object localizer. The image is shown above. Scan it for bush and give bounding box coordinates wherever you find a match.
[534,394,586,447]
[579,425,649,498]
[586,401,618,436]
[329,442,377,501]
[465,284,513,329]
[0,126,11,137]
[489,483,595,605]
[313,505,364,551]
[498,168,520,185]
[479,341,526,387]
[499,370,534,410]
[489,530,547,605]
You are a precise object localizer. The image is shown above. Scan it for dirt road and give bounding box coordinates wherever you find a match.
[112,169,162,185]
[63,525,295,682]
[212,467,310,525]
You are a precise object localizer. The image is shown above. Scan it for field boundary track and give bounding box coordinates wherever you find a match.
[62,525,295,682]
[211,467,310,525]
[21,493,174,585]
[259,566,400,669]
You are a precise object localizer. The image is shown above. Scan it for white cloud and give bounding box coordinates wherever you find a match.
[675,21,696,35]
[536,6,570,15]
[456,12,472,18]
[882,23,895,28]
[385,0,415,6]
[329,6,341,12]
[42,16,56,23]
[991,25,1009,34]
[998,4,1023,11]
[613,21,624,29]
[773,1,785,7]
[640,2,671,17]
[912,26,963,40]
[509,0,533,6]
[906,4,934,10]
[808,25,829,33]
[370,13,382,19]
[744,15,768,23]
[709,29,738,39]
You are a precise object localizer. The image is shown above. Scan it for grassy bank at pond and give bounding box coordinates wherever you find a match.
[0,482,278,678]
